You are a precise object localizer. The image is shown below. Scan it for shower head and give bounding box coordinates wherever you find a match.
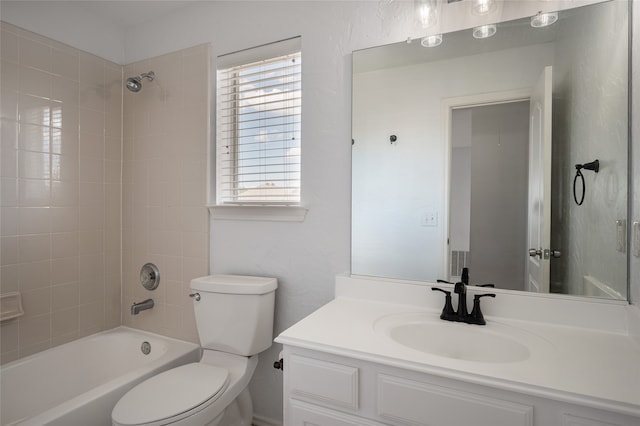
[126,77,142,93]
[125,71,155,93]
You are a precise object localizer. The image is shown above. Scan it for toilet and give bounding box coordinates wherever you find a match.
[112,275,277,426]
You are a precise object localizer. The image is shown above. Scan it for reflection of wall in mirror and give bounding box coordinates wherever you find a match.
[550,0,628,299]
[352,43,554,282]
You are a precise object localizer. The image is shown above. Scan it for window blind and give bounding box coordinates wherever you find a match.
[216,40,301,205]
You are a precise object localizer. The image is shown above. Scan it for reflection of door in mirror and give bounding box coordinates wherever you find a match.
[527,66,553,294]
[450,101,529,291]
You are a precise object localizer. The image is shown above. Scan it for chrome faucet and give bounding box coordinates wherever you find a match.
[131,298,154,315]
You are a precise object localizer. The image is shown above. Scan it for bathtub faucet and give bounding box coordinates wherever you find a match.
[131,299,154,315]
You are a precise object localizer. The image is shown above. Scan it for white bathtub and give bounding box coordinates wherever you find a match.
[0,327,201,426]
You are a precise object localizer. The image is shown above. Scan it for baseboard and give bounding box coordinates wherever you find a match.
[253,414,283,426]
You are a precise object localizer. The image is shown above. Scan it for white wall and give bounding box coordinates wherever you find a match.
[551,1,628,298]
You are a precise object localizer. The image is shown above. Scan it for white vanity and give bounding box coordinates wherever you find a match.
[275,275,640,426]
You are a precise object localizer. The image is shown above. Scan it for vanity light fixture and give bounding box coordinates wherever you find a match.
[531,11,558,28]
[415,0,439,29]
[421,34,443,47]
[473,24,496,39]
[471,0,496,16]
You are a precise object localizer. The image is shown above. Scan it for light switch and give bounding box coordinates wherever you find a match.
[421,211,438,227]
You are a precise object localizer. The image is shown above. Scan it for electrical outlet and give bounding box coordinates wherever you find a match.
[421,211,438,227]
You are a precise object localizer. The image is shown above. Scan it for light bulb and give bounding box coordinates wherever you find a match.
[473,24,497,39]
[415,0,439,29]
[421,34,443,47]
[531,11,558,28]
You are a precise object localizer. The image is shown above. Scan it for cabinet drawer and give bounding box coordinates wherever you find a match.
[563,413,629,426]
[290,400,383,426]
[289,355,359,411]
[376,374,533,426]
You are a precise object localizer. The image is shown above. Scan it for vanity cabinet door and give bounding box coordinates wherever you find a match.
[376,374,534,426]
[288,354,359,412]
[561,413,637,426]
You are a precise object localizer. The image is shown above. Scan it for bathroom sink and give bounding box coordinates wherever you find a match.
[374,313,532,363]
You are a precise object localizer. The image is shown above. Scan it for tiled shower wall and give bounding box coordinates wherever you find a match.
[121,45,209,343]
[1,23,210,361]
[0,22,122,363]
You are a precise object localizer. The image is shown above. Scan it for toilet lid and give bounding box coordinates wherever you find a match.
[112,363,229,425]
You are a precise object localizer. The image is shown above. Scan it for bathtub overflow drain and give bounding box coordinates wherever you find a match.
[141,341,151,355]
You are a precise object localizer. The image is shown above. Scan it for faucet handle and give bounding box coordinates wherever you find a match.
[431,287,456,320]
[437,279,454,284]
[469,293,496,325]
[479,283,495,288]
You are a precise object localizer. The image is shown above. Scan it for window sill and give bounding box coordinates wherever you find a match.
[208,205,308,222]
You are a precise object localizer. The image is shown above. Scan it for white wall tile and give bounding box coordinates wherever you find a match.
[21,287,51,319]
[51,256,79,285]
[121,45,209,344]
[51,232,79,259]
[0,236,18,265]
[1,28,19,63]
[0,24,122,362]
[19,260,51,292]
[19,37,51,73]
[19,67,52,99]
[18,234,51,262]
[1,60,19,94]
[17,207,51,234]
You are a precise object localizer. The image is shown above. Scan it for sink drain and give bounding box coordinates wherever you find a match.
[141,341,151,355]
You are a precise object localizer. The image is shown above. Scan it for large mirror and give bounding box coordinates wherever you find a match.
[352,0,629,299]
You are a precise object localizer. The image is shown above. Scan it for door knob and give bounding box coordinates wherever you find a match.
[529,248,561,259]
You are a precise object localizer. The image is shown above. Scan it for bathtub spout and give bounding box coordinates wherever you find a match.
[131,299,154,315]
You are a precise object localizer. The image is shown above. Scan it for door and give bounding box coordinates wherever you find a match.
[527,66,552,293]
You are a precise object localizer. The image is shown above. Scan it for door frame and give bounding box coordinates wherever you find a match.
[441,88,532,280]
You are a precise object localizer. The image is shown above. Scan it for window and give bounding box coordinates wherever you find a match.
[216,38,302,207]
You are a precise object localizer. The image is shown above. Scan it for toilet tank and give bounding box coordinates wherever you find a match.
[190,275,277,356]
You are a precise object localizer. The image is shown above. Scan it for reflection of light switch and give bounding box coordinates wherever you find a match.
[422,211,438,227]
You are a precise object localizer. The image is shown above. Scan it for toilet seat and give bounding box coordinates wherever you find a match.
[112,363,229,426]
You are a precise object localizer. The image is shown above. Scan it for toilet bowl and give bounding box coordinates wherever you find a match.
[112,275,277,426]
